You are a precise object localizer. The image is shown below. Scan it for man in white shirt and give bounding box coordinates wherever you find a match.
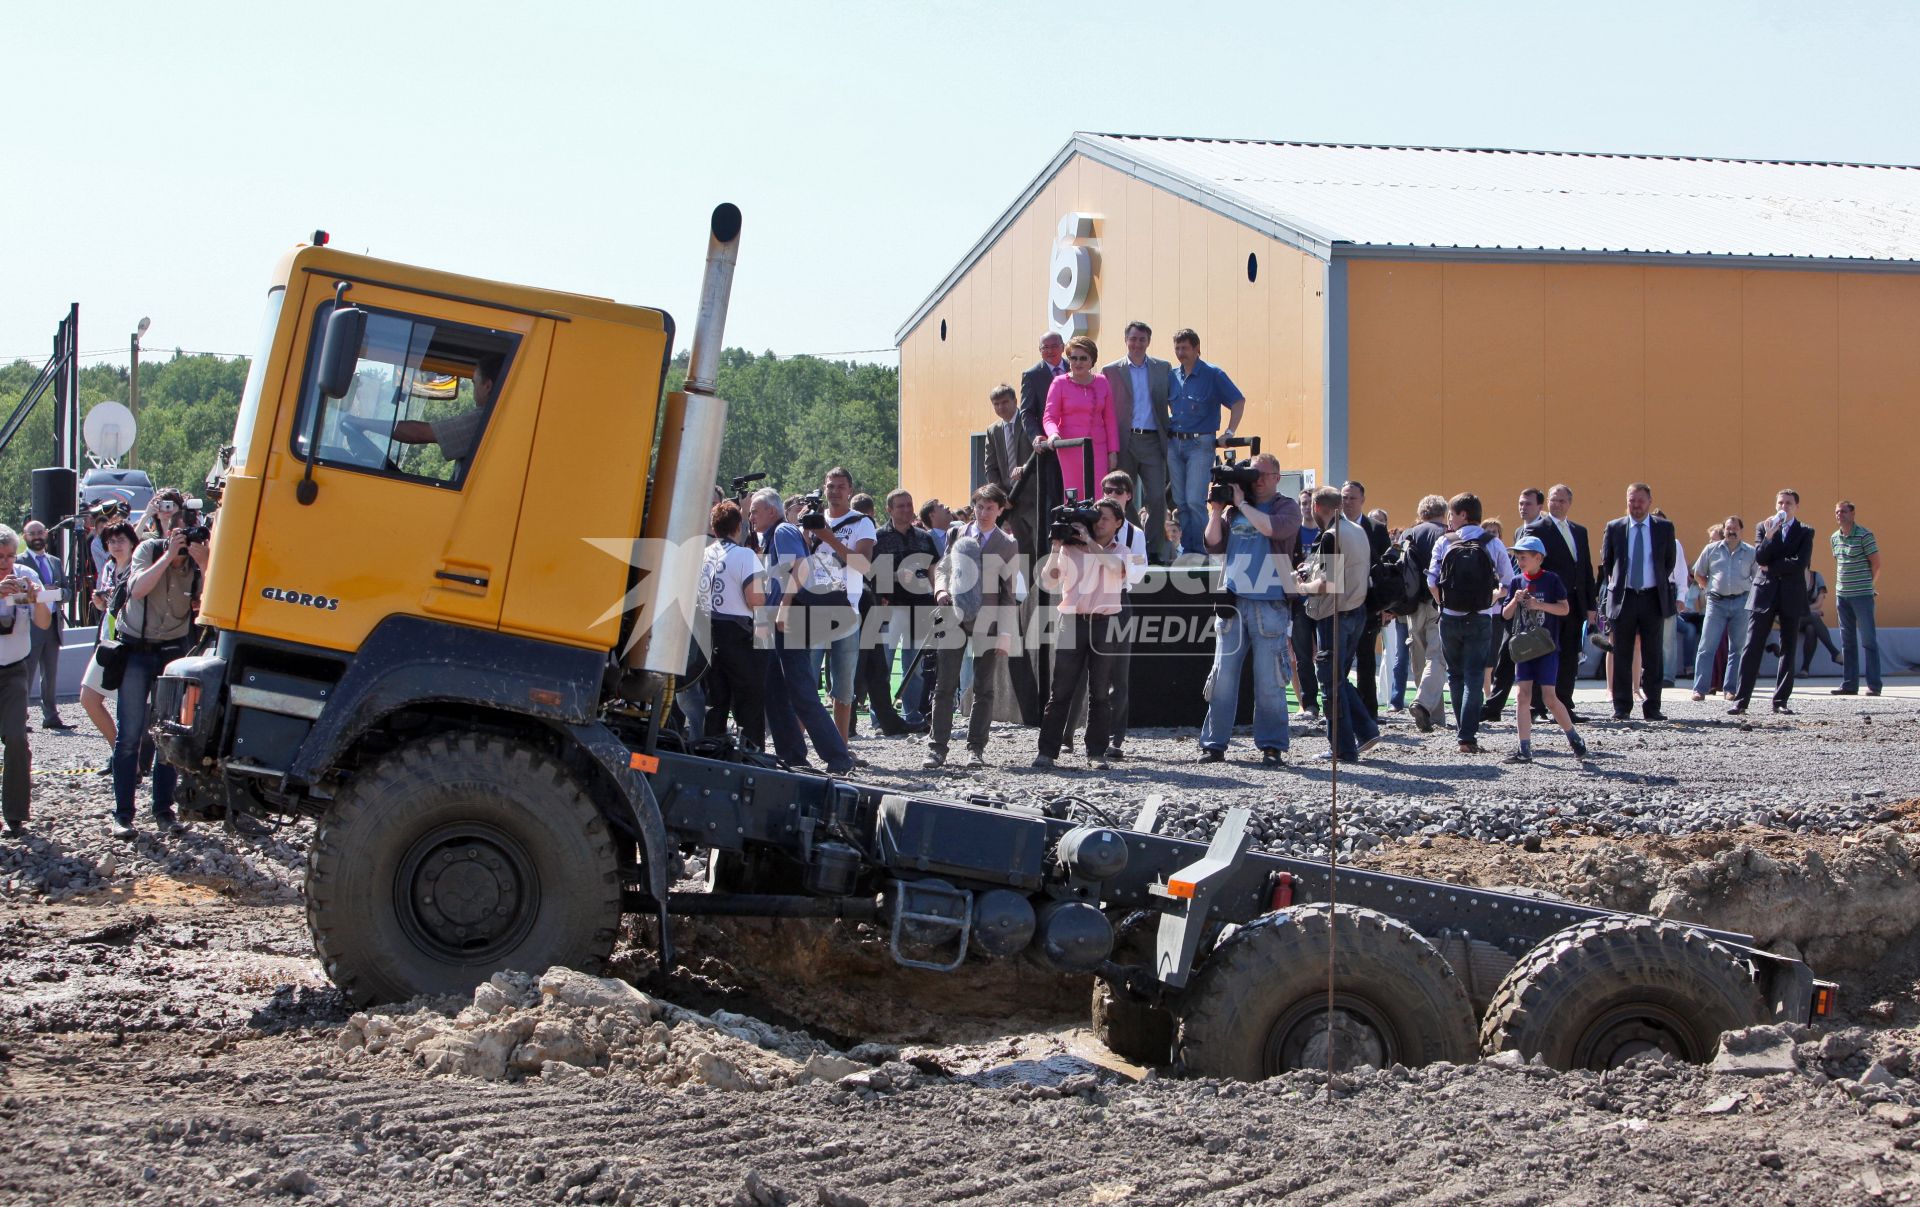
[0,527,55,838]
[804,467,876,739]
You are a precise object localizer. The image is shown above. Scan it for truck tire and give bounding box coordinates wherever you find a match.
[1091,913,1174,1065]
[307,734,623,1005]
[1175,904,1477,1079]
[1480,917,1766,1070]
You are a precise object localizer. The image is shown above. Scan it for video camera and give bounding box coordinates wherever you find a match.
[84,499,130,524]
[797,490,827,531]
[1047,491,1101,546]
[729,471,766,501]
[1207,436,1265,504]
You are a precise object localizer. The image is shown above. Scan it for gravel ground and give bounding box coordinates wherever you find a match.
[3,687,1920,1204]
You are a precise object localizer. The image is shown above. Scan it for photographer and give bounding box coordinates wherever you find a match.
[110,487,207,839]
[752,489,856,775]
[1197,453,1301,768]
[0,526,56,839]
[800,468,875,740]
[1034,497,1128,770]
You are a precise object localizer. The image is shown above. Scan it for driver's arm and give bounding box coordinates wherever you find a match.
[391,420,433,445]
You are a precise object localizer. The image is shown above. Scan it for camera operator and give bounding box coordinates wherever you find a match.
[0,526,56,839]
[798,468,875,741]
[1034,497,1128,770]
[1065,471,1149,758]
[110,487,207,839]
[752,489,856,775]
[1196,453,1301,767]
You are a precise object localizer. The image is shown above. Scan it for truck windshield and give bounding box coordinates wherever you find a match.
[229,286,287,473]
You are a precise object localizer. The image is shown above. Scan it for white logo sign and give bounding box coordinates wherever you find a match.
[1048,213,1099,340]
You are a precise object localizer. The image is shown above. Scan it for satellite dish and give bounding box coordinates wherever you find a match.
[84,401,138,462]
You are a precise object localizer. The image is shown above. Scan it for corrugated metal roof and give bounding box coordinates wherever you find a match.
[1084,133,1920,261]
[896,134,1920,343]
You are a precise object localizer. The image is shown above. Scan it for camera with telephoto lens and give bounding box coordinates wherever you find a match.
[730,471,766,501]
[1207,435,1265,504]
[797,490,827,531]
[1048,492,1101,546]
[181,500,211,547]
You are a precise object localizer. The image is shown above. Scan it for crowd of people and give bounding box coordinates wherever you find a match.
[0,489,208,840]
[689,322,1892,775]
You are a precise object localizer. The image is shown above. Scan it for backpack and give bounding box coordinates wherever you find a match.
[1438,535,1497,613]
[1367,538,1423,616]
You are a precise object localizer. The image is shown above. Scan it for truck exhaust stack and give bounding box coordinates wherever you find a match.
[630,204,743,676]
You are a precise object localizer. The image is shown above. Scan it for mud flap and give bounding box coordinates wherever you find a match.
[1149,806,1251,990]
[567,723,676,970]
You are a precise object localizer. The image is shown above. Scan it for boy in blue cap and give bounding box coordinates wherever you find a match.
[1500,535,1589,763]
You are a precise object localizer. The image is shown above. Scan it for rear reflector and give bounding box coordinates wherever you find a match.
[628,752,660,774]
[1812,985,1835,1018]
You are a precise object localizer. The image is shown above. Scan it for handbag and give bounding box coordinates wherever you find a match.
[1508,621,1557,664]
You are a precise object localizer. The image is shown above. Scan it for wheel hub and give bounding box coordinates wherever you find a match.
[1575,1005,1697,1070]
[1267,996,1394,1074]
[397,826,536,959]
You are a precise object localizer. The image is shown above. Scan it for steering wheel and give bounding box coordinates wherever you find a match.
[336,414,398,470]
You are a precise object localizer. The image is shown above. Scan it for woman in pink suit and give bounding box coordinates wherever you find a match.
[1040,335,1118,502]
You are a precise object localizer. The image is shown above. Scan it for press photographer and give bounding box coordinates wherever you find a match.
[1034,497,1128,770]
[108,487,208,840]
[1197,449,1301,767]
[0,525,56,839]
[797,468,875,740]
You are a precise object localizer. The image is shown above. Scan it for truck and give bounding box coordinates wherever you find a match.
[150,208,1834,1077]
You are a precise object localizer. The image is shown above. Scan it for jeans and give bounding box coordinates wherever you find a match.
[114,640,187,825]
[1441,613,1492,744]
[800,606,862,704]
[1692,600,1749,696]
[869,607,931,727]
[766,629,853,772]
[1200,598,1293,752]
[1386,615,1411,709]
[1165,434,1217,556]
[1838,595,1883,692]
[1316,606,1379,760]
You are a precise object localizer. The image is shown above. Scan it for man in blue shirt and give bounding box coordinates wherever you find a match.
[1164,328,1246,558]
[1196,454,1301,767]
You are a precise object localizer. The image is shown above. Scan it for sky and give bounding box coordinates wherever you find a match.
[5,0,1919,373]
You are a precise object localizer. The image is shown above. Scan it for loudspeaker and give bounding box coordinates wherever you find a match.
[31,467,77,524]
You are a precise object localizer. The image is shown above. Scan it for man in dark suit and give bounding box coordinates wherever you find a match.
[1018,332,1067,444]
[1101,322,1173,563]
[980,384,1033,499]
[1730,489,1815,715]
[1339,481,1392,719]
[1599,482,1676,721]
[1522,483,1597,722]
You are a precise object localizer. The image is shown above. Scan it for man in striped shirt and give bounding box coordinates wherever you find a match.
[1829,501,1883,697]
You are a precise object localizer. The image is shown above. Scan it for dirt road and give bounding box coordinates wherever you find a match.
[6,714,1920,1205]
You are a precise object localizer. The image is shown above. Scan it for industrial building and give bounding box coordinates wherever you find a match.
[897,134,1920,631]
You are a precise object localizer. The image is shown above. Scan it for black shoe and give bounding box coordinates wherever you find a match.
[1261,748,1286,769]
[1772,703,1795,715]
[153,809,185,835]
[1196,748,1225,764]
[2,821,25,839]
[1410,703,1434,733]
[1727,704,1747,716]
[1567,732,1590,760]
[1480,706,1503,724]
[1868,688,1882,697]
[1642,710,1666,722]
[110,820,136,840]
[1612,710,1633,721]
[1830,688,1858,696]
[1503,750,1533,764]
[40,719,74,731]
[1105,745,1125,762]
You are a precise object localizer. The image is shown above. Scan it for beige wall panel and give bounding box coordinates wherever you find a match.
[1643,267,1741,547]
[1440,263,1547,526]
[1837,273,1920,624]
[1346,261,1444,519]
[1742,271,1839,520]
[1541,264,1643,527]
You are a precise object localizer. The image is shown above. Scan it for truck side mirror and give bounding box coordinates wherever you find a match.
[316,305,367,400]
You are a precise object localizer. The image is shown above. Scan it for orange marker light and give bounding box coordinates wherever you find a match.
[179,683,200,728]
[628,753,660,774]
[1166,879,1197,900]
[1812,986,1834,1018]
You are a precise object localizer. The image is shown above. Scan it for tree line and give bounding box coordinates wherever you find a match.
[0,348,899,524]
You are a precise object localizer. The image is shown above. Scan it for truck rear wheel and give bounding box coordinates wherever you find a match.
[1175,905,1477,1079]
[307,734,623,1005]
[1480,917,1766,1070]
[1091,913,1175,1066]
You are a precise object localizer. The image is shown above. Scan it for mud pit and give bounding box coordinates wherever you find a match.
[9,718,1920,1204]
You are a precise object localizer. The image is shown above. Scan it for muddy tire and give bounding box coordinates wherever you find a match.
[1091,914,1175,1065]
[307,734,623,1006]
[1175,905,1477,1079]
[1480,917,1766,1070]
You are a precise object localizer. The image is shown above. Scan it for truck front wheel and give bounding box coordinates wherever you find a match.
[306,734,623,1005]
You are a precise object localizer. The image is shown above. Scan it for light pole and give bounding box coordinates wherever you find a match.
[128,316,150,469]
